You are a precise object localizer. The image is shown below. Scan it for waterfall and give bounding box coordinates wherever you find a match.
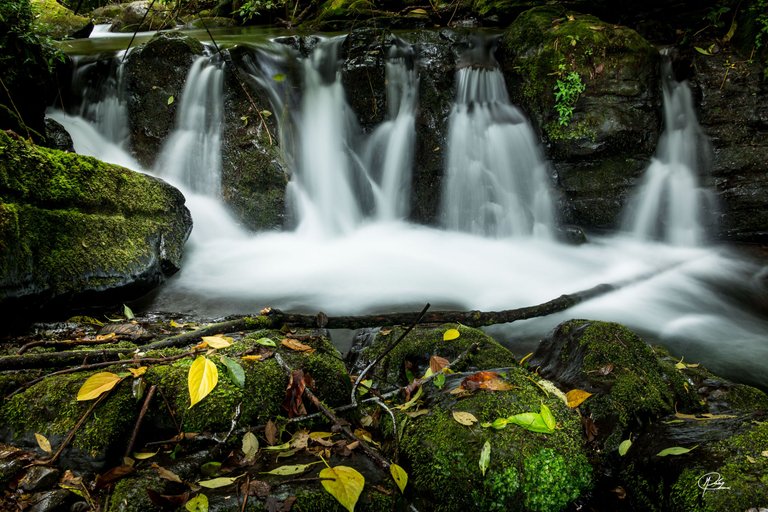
[249,37,418,236]
[622,57,714,246]
[153,55,224,196]
[440,42,555,238]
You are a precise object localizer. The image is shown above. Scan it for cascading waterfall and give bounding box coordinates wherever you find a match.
[622,57,715,246]
[49,32,768,389]
[153,54,224,195]
[441,40,555,238]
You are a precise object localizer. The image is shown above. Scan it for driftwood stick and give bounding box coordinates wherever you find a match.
[124,384,157,459]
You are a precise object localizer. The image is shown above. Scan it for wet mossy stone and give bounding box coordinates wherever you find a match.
[0,131,192,320]
[0,371,139,471]
[348,323,518,389]
[30,0,90,40]
[398,365,592,512]
[101,1,176,33]
[531,320,700,451]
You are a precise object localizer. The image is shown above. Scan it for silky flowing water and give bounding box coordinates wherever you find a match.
[48,33,768,389]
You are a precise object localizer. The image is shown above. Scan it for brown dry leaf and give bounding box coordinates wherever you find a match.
[452,411,478,426]
[95,332,117,342]
[481,379,514,391]
[146,489,190,508]
[611,486,626,499]
[151,463,183,483]
[566,389,593,408]
[674,412,737,421]
[281,338,315,353]
[290,430,311,450]
[429,355,450,373]
[460,371,513,391]
[95,464,135,488]
[260,307,273,315]
[582,415,599,442]
[242,479,271,498]
[596,364,614,376]
[282,370,308,417]
[379,328,392,336]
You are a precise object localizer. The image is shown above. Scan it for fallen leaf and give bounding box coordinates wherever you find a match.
[242,432,259,462]
[674,412,737,421]
[200,462,221,477]
[320,465,364,512]
[479,440,491,476]
[185,493,208,512]
[133,450,158,460]
[95,464,135,488]
[443,328,460,341]
[596,363,614,376]
[242,479,271,498]
[221,355,245,388]
[429,355,450,373]
[762,450,768,457]
[188,356,218,408]
[566,389,593,408]
[290,430,311,450]
[265,420,278,446]
[242,355,263,362]
[433,373,446,389]
[202,335,232,349]
[95,332,117,341]
[128,367,147,378]
[281,338,315,353]
[747,455,757,463]
[170,319,184,328]
[253,337,277,347]
[263,462,321,476]
[611,486,626,499]
[404,409,429,418]
[390,463,408,493]
[123,304,135,319]
[147,489,190,509]
[657,445,698,457]
[35,433,52,454]
[152,463,183,483]
[77,372,122,401]
[282,369,308,417]
[198,475,243,488]
[540,403,556,431]
[507,412,553,434]
[264,442,291,451]
[452,411,478,426]
[618,439,632,456]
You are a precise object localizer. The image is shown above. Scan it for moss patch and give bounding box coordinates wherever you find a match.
[30,0,89,40]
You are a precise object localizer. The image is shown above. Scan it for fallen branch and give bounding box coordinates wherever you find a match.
[124,384,157,459]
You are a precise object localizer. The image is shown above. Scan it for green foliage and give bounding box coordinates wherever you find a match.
[237,0,286,21]
[553,64,586,127]
[522,448,592,512]
[750,0,768,50]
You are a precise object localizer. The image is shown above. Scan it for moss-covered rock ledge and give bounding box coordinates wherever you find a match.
[0,130,192,320]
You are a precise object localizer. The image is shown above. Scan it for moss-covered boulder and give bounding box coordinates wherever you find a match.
[398,366,592,512]
[501,6,660,232]
[0,130,192,319]
[531,320,700,451]
[221,47,288,231]
[124,33,205,167]
[96,1,176,33]
[30,0,90,40]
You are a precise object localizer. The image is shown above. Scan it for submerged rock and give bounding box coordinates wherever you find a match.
[0,131,192,319]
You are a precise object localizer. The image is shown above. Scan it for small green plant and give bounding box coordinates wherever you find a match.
[553,64,586,126]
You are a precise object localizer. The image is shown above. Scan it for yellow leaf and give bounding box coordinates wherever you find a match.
[133,450,158,460]
[77,372,122,401]
[565,389,593,408]
[452,411,478,426]
[198,475,243,488]
[35,433,52,454]
[242,355,263,362]
[242,432,259,461]
[443,328,460,341]
[128,367,147,378]
[169,319,184,328]
[185,494,208,512]
[95,332,117,341]
[188,356,218,408]
[310,432,335,440]
[618,439,632,456]
[201,335,232,349]
[262,462,321,476]
[390,463,408,493]
[320,465,364,512]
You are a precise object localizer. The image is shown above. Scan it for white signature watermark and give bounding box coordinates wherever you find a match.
[697,472,730,496]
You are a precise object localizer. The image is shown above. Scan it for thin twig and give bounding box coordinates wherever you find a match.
[124,384,157,459]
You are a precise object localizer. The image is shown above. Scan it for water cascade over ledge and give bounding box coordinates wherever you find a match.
[48,34,768,389]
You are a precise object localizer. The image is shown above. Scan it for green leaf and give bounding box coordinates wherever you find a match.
[167,95,175,105]
[254,337,277,347]
[263,462,321,476]
[433,372,446,389]
[540,403,556,431]
[272,73,286,82]
[390,463,408,493]
[221,356,246,388]
[201,462,221,477]
[657,445,698,457]
[77,372,122,401]
[443,328,460,341]
[357,379,373,397]
[185,494,208,512]
[320,465,364,512]
[395,386,423,411]
[264,442,291,451]
[618,439,632,456]
[198,475,243,488]
[490,417,508,430]
[694,46,713,56]
[508,412,554,434]
[123,304,135,319]
[479,440,491,476]
[188,356,219,408]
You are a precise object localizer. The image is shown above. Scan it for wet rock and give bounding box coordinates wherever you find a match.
[501,6,661,232]
[30,0,90,40]
[0,130,192,322]
[18,466,60,492]
[124,33,204,167]
[27,490,73,512]
[0,444,31,486]
[98,1,176,33]
[43,118,74,153]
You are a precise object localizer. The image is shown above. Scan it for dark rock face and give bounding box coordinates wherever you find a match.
[0,131,192,321]
[221,47,288,231]
[124,33,204,167]
[691,50,768,244]
[501,6,661,232]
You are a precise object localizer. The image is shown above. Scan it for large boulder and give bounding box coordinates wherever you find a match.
[0,131,192,320]
[124,33,204,167]
[30,0,90,40]
[93,1,176,32]
[501,7,661,232]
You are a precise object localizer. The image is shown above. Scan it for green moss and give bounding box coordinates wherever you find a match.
[109,469,164,512]
[400,365,591,512]
[0,371,138,457]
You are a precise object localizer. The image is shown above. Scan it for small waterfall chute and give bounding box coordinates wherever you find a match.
[622,56,715,246]
[440,37,555,238]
